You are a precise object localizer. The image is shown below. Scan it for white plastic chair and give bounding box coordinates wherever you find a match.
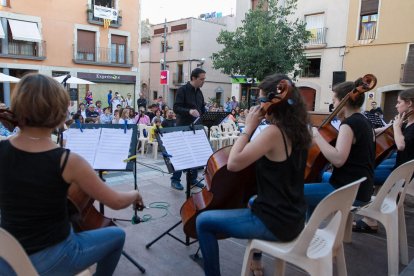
[210,125,228,150]
[137,124,149,156]
[344,159,414,276]
[0,227,93,276]
[241,178,364,276]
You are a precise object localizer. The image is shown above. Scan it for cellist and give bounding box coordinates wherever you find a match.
[0,74,144,275]
[304,81,376,220]
[196,73,312,276]
[373,88,414,186]
[354,88,414,233]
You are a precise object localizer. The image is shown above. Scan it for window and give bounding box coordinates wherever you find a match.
[154,28,165,35]
[161,41,169,53]
[301,58,321,78]
[6,20,42,56]
[153,91,158,100]
[77,30,96,61]
[177,63,183,83]
[111,35,127,64]
[178,41,184,51]
[305,13,325,44]
[1,0,9,7]
[171,24,187,32]
[93,0,115,8]
[401,44,414,83]
[359,0,379,40]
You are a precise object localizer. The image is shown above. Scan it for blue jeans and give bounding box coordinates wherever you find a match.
[374,156,396,186]
[304,172,367,218]
[196,208,278,276]
[0,226,125,276]
[171,169,197,184]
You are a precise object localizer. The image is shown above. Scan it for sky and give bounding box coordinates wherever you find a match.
[141,0,237,24]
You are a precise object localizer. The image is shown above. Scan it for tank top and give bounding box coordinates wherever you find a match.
[330,113,375,202]
[0,140,71,255]
[251,133,307,241]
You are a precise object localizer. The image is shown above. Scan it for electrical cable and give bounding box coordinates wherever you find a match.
[130,201,170,224]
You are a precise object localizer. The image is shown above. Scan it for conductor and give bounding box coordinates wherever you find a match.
[171,68,207,190]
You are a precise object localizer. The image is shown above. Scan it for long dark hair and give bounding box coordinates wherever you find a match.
[258,73,311,150]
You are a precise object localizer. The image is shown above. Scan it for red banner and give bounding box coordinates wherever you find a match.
[160,70,169,85]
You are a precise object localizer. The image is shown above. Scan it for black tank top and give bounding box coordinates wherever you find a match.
[251,133,307,241]
[0,140,71,255]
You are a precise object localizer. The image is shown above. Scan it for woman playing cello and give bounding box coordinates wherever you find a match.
[355,88,414,232]
[0,74,144,275]
[196,73,312,276]
[304,81,375,219]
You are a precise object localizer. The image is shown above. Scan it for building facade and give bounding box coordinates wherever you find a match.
[344,0,414,121]
[0,0,140,109]
[142,16,235,108]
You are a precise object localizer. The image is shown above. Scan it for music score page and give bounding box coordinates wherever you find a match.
[159,129,213,171]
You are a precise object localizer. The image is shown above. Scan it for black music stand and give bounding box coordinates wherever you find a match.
[67,124,145,273]
[198,111,230,139]
[145,125,213,248]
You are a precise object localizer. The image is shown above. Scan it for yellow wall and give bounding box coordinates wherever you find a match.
[344,0,414,100]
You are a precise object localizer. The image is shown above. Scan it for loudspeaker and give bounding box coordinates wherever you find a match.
[332,71,346,87]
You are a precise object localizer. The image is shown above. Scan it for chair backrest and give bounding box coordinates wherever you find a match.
[371,159,414,211]
[292,178,364,257]
[0,227,38,275]
[137,124,148,138]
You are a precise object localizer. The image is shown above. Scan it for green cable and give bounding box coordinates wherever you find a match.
[136,201,170,223]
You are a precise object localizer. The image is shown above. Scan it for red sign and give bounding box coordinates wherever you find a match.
[160,70,169,85]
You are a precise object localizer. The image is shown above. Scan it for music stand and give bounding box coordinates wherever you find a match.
[145,125,213,248]
[198,111,230,139]
[67,124,145,273]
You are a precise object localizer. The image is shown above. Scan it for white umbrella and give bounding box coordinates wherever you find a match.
[54,74,95,85]
[0,73,20,83]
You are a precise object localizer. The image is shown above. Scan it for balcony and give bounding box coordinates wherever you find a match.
[87,8,122,28]
[400,63,414,84]
[305,27,327,49]
[0,40,46,60]
[172,72,185,85]
[73,45,133,67]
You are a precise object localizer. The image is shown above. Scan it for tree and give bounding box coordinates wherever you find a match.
[212,0,309,81]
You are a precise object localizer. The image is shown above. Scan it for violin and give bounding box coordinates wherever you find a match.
[304,74,377,182]
[180,79,293,239]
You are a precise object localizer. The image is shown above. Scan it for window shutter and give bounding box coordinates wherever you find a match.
[77,30,95,52]
[360,0,379,15]
[403,45,414,83]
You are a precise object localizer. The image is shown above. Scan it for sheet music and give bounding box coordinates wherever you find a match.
[65,127,134,170]
[65,128,101,167]
[160,129,213,171]
[94,128,133,170]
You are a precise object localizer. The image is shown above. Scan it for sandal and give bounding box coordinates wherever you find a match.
[352,219,378,233]
[250,259,264,276]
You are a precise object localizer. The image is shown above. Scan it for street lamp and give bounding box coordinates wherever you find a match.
[197,58,206,68]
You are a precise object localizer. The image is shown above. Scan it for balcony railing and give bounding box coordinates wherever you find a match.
[359,22,377,40]
[305,27,327,47]
[87,9,122,28]
[73,45,133,67]
[300,68,320,78]
[400,63,414,84]
[172,72,185,85]
[0,40,46,60]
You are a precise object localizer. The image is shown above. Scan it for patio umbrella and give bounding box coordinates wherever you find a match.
[53,74,95,85]
[0,73,20,83]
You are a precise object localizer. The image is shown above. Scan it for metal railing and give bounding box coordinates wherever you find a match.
[300,68,320,78]
[172,72,185,85]
[73,45,133,66]
[359,22,377,40]
[306,27,327,45]
[2,40,46,58]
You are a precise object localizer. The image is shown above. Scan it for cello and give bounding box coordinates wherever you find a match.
[180,80,293,239]
[374,110,414,166]
[304,74,377,182]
